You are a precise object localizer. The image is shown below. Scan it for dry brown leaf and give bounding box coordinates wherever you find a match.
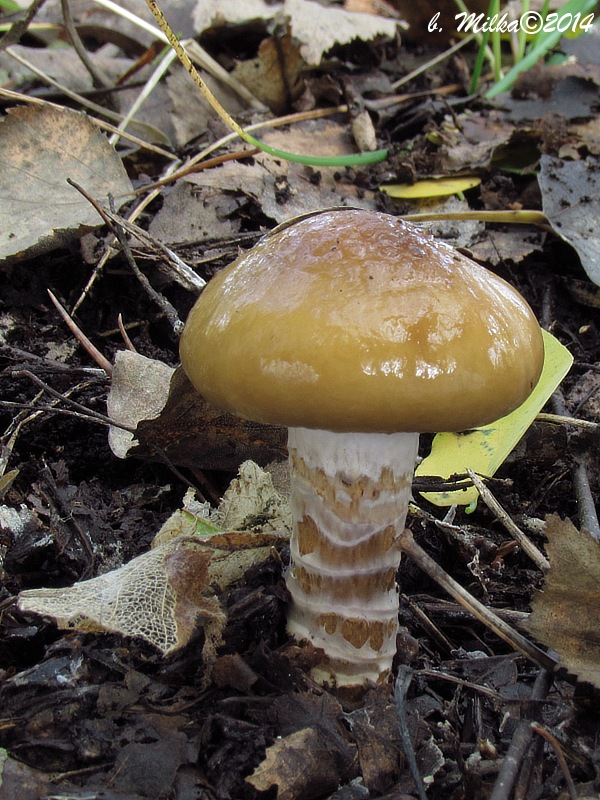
[0,105,133,262]
[108,357,287,471]
[527,514,600,688]
[231,34,305,114]
[247,726,354,800]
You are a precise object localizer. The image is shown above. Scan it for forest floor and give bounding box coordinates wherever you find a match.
[1,2,600,799]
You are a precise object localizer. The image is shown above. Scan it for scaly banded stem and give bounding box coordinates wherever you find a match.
[285,427,419,687]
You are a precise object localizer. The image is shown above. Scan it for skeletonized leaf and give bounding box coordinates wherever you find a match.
[18,537,219,654]
[17,530,284,656]
[527,515,600,688]
[0,105,132,262]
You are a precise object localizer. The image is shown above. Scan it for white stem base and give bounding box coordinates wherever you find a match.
[285,427,418,687]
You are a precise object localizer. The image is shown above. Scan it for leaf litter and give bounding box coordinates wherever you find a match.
[1,1,600,799]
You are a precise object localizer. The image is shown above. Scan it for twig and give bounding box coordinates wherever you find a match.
[10,370,135,433]
[41,459,95,576]
[60,0,112,90]
[47,291,113,376]
[398,529,559,673]
[536,412,598,431]
[131,146,260,194]
[417,668,510,704]
[117,314,137,352]
[98,208,205,293]
[551,393,600,542]
[67,181,184,335]
[108,45,177,149]
[394,666,428,800]
[402,593,455,656]
[391,35,475,90]
[467,469,550,573]
[489,669,554,800]
[529,722,578,800]
[106,195,184,335]
[0,0,47,50]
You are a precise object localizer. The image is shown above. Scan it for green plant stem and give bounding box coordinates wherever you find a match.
[144,0,388,167]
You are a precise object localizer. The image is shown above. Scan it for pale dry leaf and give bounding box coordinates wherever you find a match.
[107,350,175,460]
[0,105,133,261]
[193,0,279,34]
[527,514,600,688]
[283,0,398,66]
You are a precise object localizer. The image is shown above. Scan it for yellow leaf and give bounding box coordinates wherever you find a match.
[381,176,481,199]
[416,330,573,507]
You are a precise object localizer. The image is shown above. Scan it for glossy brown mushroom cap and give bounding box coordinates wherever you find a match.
[180,209,544,433]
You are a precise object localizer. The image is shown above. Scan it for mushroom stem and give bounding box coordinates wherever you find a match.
[285,426,419,687]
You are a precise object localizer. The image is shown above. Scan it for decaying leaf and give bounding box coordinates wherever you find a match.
[17,529,284,659]
[216,460,292,533]
[17,457,289,661]
[539,155,600,287]
[107,350,175,460]
[108,357,287,471]
[17,536,220,655]
[0,105,133,262]
[247,726,355,800]
[527,514,600,688]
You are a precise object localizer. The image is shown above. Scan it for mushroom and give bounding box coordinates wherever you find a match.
[179,209,544,688]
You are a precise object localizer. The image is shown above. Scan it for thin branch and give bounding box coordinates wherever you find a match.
[10,370,135,433]
[398,529,559,674]
[60,0,112,90]
[0,0,48,50]
[467,469,550,573]
[47,291,113,376]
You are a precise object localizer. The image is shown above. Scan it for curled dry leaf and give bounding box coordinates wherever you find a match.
[527,514,600,688]
[284,0,399,66]
[193,0,399,68]
[247,726,355,800]
[0,105,133,262]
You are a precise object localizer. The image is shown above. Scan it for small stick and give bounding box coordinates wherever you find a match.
[536,412,598,431]
[398,529,558,673]
[467,469,550,573]
[530,723,578,800]
[394,666,428,800]
[117,314,137,352]
[47,290,113,376]
[489,669,554,800]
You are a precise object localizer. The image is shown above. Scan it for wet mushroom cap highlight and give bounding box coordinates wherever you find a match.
[180,209,544,434]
